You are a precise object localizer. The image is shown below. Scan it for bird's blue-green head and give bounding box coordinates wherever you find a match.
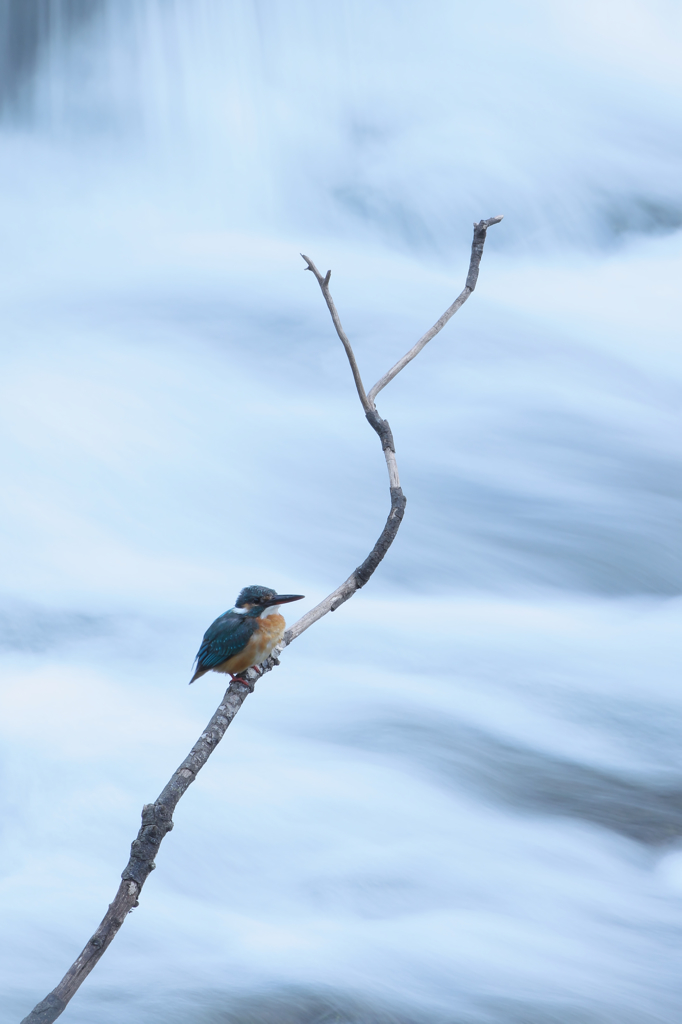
[234,585,304,616]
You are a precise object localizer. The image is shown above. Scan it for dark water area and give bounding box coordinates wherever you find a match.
[0,0,101,111]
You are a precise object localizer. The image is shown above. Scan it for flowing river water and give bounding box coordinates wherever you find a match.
[1,3,682,1022]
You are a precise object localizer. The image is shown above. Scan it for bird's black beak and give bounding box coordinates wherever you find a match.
[266,594,305,606]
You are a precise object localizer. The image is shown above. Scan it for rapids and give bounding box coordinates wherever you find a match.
[1,3,681,1022]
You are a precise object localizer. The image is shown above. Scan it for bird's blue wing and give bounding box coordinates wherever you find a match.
[194,611,257,672]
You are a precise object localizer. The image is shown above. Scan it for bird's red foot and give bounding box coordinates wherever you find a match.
[231,673,256,692]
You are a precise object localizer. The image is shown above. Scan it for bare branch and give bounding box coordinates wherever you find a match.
[299,254,402,488]
[301,253,371,414]
[22,219,500,1024]
[366,216,503,407]
[20,678,255,1024]
[283,484,407,642]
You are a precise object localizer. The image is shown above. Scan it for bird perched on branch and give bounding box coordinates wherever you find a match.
[189,585,304,686]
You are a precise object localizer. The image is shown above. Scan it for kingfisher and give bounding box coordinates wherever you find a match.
[189,585,304,686]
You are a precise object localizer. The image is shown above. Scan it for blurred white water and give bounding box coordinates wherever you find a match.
[1,2,682,1022]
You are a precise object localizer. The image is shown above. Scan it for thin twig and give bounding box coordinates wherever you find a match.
[300,254,372,414]
[21,216,501,1024]
[366,216,503,407]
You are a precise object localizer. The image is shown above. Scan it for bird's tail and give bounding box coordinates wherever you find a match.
[188,664,207,685]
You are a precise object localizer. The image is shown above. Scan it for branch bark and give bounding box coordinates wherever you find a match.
[366,216,503,407]
[20,215,502,1024]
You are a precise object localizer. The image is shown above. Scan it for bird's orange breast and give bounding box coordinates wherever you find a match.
[215,613,286,675]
